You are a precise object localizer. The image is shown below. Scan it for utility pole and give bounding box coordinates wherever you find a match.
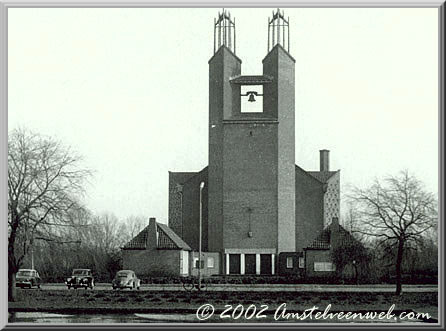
[198,181,205,291]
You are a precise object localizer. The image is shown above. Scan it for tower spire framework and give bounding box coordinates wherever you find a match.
[268,8,290,53]
[214,9,236,54]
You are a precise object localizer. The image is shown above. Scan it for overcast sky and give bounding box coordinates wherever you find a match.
[8,7,439,224]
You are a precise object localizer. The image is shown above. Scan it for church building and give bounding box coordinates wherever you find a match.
[167,9,340,276]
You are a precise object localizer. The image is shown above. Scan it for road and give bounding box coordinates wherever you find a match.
[9,311,434,324]
[39,283,438,292]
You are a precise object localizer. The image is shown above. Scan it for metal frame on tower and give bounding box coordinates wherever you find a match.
[267,8,290,53]
[214,9,236,54]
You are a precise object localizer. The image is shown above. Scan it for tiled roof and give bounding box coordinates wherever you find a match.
[157,223,191,251]
[305,224,356,250]
[307,171,337,183]
[123,225,150,249]
[122,222,191,251]
[307,228,331,249]
[229,75,273,85]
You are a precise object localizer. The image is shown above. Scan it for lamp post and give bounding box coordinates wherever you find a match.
[31,246,35,270]
[353,260,358,284]
[198,181,205,291]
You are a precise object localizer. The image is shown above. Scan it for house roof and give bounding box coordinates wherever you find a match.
[305,224,356,250]
[122,222,191,251]
[306,227,331,250]
[157,223,191,250]
[295,164,325,185]
[307,171,338,183]
[122,225,150,249]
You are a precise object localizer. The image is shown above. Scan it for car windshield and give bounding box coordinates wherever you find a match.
[117,272,130,278]
[72,270,89,276]
[17,271,33,277]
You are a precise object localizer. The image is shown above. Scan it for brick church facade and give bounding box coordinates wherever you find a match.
[167,9,340,276]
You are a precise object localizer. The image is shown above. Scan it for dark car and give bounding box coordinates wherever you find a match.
[112,270,141,290]
[65,269,95,289]
[15,269,41,289]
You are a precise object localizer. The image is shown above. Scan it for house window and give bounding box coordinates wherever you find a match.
[286,257,293,268]
[207,257,215,268]
[314,262,336,272]
[194,258,205,269]
[298,257,304,269]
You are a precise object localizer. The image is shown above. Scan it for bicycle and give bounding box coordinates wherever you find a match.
[181,276,209,292]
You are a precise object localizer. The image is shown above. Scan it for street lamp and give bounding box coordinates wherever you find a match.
[198,181,205,291]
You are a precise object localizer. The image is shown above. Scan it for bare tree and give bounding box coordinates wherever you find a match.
[121,215,148,245]
[8,128,91,301]
[349,170,437,294]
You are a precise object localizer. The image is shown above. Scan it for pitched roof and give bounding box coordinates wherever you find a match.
[307,171,338,183]
[307,228,331,249]
[122,225,150,249]
[157,223,191,250]
[305,224,357,250]
[295,164,325,185]
[122,222,191,251]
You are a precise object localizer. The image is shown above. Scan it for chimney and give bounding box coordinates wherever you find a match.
[331,217,340,249]
[331,216,339,228]
[147,217,157,249]
[320,149,330,172]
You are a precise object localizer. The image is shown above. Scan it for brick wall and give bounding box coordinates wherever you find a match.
[168,172,197,238]
[262,45,297,254]
[189,252,221,277]
[181,168,208,251]
[122,249,182,277]
[208,46,241,253]
[222,123,278,250]
[295,166,325,251]
[278,252,304,277]
[304,249,335,278]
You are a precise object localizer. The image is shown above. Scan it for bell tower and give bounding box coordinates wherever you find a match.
[263,10,296,253]
[208,9,296,273]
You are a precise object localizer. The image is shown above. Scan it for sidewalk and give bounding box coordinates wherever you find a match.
[42,283,438,292]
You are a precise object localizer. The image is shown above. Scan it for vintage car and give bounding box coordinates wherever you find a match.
[112,270,141,290]
[15,269,41,289]
[65,269,95,289]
